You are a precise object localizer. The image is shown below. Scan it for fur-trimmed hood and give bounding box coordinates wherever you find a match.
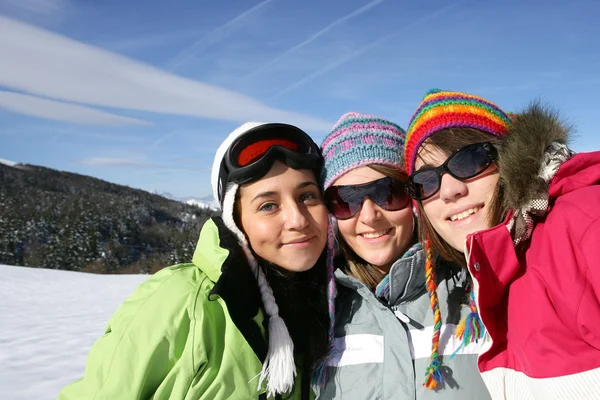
[498,102,573,210]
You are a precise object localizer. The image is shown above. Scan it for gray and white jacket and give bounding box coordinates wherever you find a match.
[316,249,491,400]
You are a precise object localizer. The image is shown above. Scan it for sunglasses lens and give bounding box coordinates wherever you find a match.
[373,179,410,211]
[448,144,491,179]
[411,169,440,200]
[325,177,409,219]
[325,187,354,219]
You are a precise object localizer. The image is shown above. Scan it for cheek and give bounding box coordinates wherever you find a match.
[313,206,330,232]
[242,218,273,249]
[389,208,414,229]
[336,218,356,241]
[422,199,440,221]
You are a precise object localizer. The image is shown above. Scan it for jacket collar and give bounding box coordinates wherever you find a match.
[192,217,268,362]
[387,249,427,305]
[334,249,428,306]
[192,218,227,282]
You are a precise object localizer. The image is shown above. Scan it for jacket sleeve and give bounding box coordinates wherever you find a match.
[578,216,600,349]
[58,265,207,400]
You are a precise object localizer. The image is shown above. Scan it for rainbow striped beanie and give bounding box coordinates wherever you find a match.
[321,112,406,190]
[404,89,511,174]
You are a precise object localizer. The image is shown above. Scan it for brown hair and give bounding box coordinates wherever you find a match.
[336,164,416,290]
[415,127,507,267]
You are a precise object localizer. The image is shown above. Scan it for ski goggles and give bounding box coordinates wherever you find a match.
[324,176,410,220]
[217,123,322,203]
[408,142,497,201]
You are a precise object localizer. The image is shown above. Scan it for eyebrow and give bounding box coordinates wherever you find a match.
[250,181,318,204]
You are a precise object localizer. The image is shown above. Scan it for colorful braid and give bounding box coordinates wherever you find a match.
[423,239,443,389]
[451,290,485,359]
[404,89,510,174]
[312,220,338,389]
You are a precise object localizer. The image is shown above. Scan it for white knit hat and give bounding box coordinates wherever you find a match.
[211,122,296,397]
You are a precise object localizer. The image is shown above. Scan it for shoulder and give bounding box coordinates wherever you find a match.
[109,264,210,331]
[545,185,600,240]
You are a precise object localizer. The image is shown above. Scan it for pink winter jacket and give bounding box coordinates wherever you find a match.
[465,107,600,400]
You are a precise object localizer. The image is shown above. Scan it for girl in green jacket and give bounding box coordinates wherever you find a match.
[58,122,336,400]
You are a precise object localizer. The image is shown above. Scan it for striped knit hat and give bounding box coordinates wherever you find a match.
[405,89,510,390]
[321,112,406,190]
[405,88,511,175]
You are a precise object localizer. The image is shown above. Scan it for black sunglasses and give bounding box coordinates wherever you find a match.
[408,142,497,201]
[324,176,410,220]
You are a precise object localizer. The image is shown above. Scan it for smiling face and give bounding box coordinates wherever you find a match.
[237,161,329,272]
[333,166,414,272]
[415,142,500,252]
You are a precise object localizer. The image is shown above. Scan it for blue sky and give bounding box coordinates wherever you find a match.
[1,0,599,199]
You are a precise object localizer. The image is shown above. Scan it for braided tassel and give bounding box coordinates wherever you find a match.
[451,290,485,359]
[423,240,443,390]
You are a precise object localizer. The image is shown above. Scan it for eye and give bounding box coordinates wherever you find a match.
[258,202,277,213]
[299,191,321,203]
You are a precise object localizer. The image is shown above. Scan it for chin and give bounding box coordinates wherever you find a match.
[364,257,392,270]
[279,259,317,273]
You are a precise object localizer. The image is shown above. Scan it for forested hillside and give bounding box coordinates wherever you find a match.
[0,163,218,274]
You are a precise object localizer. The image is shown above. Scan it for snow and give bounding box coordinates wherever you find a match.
[154,190,220,210]
[0,264,148,400]
[0,157,17,167]
[184,197,220,209]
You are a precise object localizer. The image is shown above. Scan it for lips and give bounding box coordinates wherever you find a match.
[283,236,314,246]
[359,228,392,239]
[446,204,484,221]
[449,206,481,221]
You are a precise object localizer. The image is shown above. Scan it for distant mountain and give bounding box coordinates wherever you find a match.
[153,192,220,210]
[0,157,21,168]
[0,162,220,274]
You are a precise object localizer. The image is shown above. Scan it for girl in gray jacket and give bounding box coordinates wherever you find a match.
[315,112,491,400]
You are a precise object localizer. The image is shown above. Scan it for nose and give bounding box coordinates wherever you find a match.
[439,173,468,202]
[283,201,309,231]
[357,197,381,225]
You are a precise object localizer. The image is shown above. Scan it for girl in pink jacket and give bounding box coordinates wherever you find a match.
[403,89,600,400]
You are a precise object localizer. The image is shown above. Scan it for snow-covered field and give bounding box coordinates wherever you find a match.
[0,264,148,400]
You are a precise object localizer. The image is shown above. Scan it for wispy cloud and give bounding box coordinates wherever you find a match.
[78,158,154,167]
[0,15,331,131]
[247,0,386,79]
[0,90,152,125]
[271,3,460,99]
[77,157,210,171]
[0,0,67,17]
[151,130,178,148]
[103,28,206,53]
[0,0,70,24]
[166,0,277,72]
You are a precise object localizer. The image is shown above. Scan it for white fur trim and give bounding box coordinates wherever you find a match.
[211,122,265,205]
[221,183,297,396]
[480,367,600,400]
